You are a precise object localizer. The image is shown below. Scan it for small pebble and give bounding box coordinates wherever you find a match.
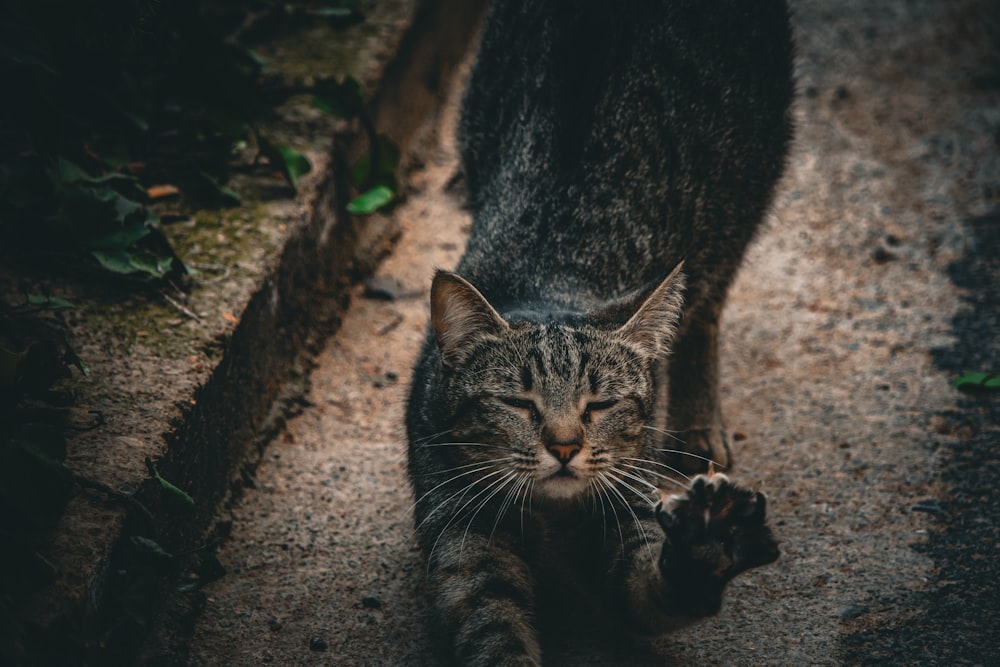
[872,246,896,263]
[837,603,869,620]
[911,498,944,515]
[309,637,328,652]
[363,275,405,301]
[268,617,282,632]
[362,595,383,609]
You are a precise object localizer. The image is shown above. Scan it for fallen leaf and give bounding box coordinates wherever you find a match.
[147,184,181,200]
[222,312,238,324]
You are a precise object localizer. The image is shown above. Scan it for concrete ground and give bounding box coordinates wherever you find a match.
[184,1,1000,664]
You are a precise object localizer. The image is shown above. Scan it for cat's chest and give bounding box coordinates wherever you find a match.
[534,506,606,571]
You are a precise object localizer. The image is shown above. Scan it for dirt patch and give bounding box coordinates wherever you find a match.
[185,0,999,665]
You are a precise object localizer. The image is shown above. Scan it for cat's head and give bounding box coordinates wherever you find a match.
[429,265,684,503]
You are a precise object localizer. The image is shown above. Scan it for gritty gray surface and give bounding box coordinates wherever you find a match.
[186,1,1000,664]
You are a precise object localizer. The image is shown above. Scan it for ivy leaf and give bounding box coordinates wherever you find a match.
[89,221,152,251]
[347,185,394,215]
[53,158,133,186]
[91,248,176,280]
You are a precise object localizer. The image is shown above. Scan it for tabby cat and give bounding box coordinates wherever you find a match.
[406,0,793,663]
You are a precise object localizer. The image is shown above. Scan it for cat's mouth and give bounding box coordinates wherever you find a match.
[538,467,589,500]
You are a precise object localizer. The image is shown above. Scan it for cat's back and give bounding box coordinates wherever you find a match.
[456,0,794,311]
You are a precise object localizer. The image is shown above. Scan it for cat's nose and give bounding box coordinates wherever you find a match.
[546,441,581,464]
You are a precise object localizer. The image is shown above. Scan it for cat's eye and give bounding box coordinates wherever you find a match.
[499,396,541,421]
[582,399,618,424]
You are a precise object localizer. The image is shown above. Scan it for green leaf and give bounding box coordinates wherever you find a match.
[349,134,400,189]
[91,250,133,274]
[310,7,353,18]
[197,170,241,206]
[26,294,74,310]
[129,536,174,562]
[954,371,1000,392]
[155,474,195,511]
[347,185,394,215]
[53,158,133,186]
[112,195,145,224]
[65,346,90,377]
[311,76,364,119]
[89,222,151,251]
[90,249,174,279]
[274,145,312,190]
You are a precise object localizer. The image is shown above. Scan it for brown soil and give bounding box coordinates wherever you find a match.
[185,1,1000,665]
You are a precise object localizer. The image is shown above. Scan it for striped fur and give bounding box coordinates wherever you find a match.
[407,0,792,662]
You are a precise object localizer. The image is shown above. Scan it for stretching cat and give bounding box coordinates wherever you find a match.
[407,0,793,663]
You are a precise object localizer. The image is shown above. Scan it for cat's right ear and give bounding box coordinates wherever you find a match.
[431,270,509,369]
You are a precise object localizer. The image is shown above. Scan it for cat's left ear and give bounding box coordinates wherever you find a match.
[616,262,686,360]
[431,270,509,369]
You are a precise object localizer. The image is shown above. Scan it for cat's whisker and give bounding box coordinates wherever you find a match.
[603,470,657,566]
[594,473,626,557]
[419,466,508,539]
[642,424,688,444]
[419,441,519,452]
[413,428,456,445]
[619,462,689,492]
[589,478,609,539]
[527,475,537,519]
[489,472,529,546]
[407,458,511,517]
[426,468,516,573]
[515,475,533,542]
[609,467,660,500]
[620,457,692,485]
[652,447,727,469]
[459,471,519,563]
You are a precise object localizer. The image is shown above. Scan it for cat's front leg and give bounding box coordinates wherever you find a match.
[612,472,779,633]
[663,302,732,473]
[426,526,541,666]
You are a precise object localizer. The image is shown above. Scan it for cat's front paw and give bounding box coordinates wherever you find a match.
[652,471,779,617]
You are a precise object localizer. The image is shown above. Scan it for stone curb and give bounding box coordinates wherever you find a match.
[9,0,484,662]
